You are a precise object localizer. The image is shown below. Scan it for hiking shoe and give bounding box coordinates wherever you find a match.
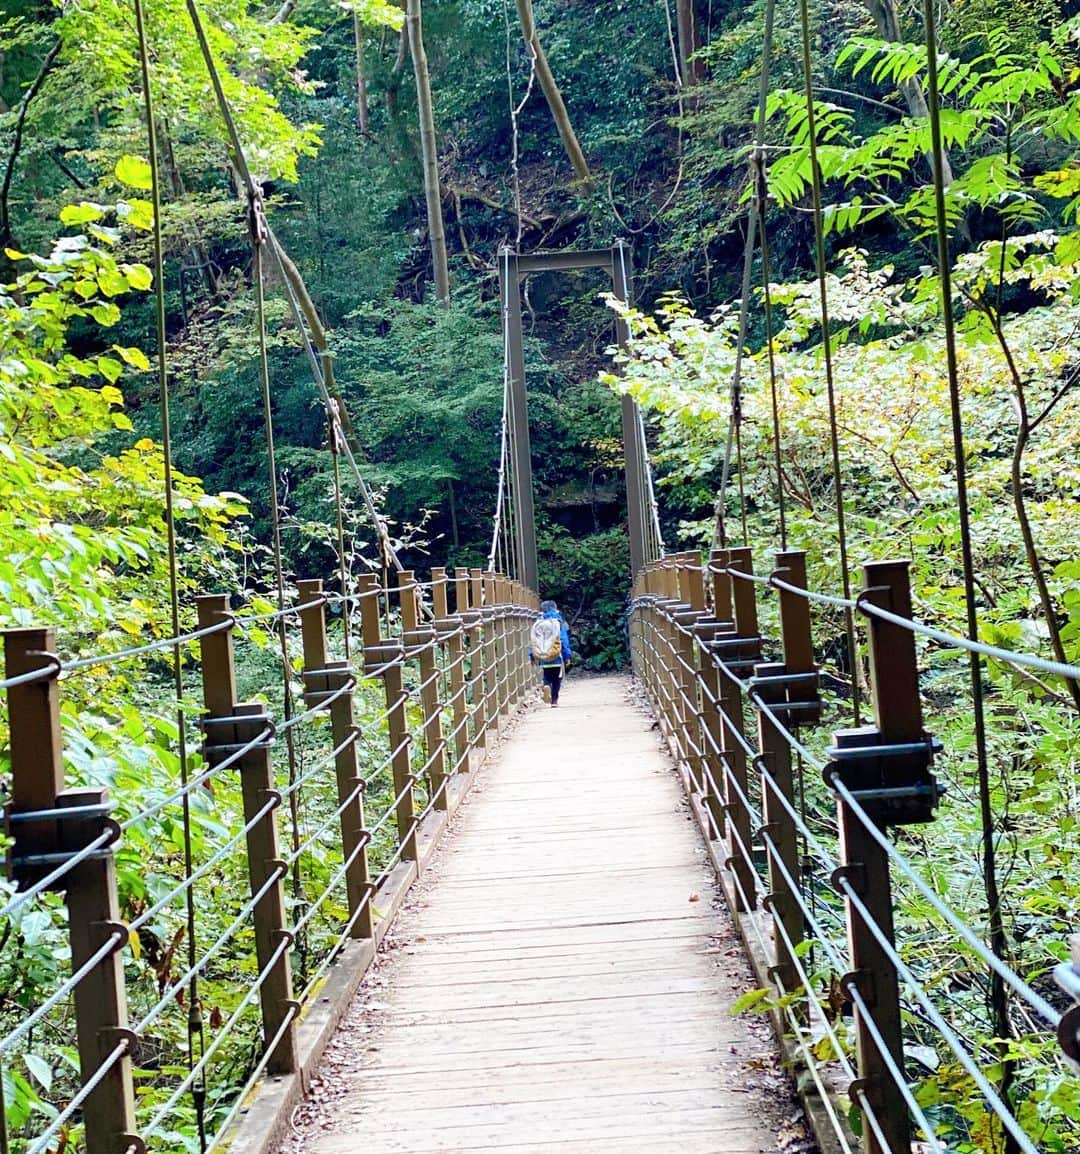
[542,684,552,704]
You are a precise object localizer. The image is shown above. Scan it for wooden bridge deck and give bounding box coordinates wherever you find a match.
[286,675,792,1154]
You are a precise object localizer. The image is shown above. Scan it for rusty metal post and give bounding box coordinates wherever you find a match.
[498,247,539,589]
[197,596,297,1075]
[752,551,818,991]
[5,629,140,1154]
[612,239,648,578]
[830,560,939,1154]
[297,580,371,937]
[357,574,417,861]
[713,547,759,912]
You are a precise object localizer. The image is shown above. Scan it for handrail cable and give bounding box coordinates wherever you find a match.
[828,774,1062,1028]
[636,589,1066,1140]
[839,876,1038,1154]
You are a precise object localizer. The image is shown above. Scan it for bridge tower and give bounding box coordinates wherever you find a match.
[498,239,650,588]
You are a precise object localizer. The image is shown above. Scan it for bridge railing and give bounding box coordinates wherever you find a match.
[629,548,1076,1154]
[0,570,536,1154]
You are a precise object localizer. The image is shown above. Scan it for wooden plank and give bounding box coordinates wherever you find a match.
[290,676,793,1154]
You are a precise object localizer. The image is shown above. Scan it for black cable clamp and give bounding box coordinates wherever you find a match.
[824,729,944,826]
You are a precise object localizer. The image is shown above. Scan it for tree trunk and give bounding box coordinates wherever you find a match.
[353,14,370,136]
[405,0,450,305]
[514,0,594,189]
[447,478,460,547]
[1,38,61,263]
[863,0,954,185]
[675,0,704,88]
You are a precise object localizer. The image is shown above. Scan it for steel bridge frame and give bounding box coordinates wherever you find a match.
[498,240,649,590]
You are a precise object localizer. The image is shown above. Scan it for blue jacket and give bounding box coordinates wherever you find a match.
[531,609,571,668]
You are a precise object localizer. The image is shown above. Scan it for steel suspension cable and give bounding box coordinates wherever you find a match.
[133,4,207,1143]
[714,0,777,552]
[501,248,525,579]
[329,403,353,659]
[183,0,405,584]
[756,157,787,549]
[251,222,307,974]
[921,0,1014,1096]
[615,241,657,564]
[488,321,513,571]
[796,0,861,724]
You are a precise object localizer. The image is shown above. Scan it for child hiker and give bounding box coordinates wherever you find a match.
[529,600,572,707]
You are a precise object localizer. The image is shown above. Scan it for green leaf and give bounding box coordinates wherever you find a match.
[729,988,773,1015]
[89,303,121,326]
[97,356,123,383]
[113,345,151,371]
[120,263,152,291]
[115,155,153,191]
[60,202,105,225]
[23,1054,52,1094]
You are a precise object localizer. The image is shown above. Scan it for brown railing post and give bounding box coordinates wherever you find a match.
[297,579,371,937]
[658,562,682,740]
[477,570,498,737]
[197,595,298,1075]
[446,569,471,764]
[357,574,417,861]
[433,567,468,774]
[694,555,729,842]
[674,557,706,791]
[493,574,510,717]
[511,580,527,703]
[829,560,940,1154]
[461,568,487,752]
[5,629,140,1154]
[400,570,448,811]
[752,550,819,991]
[715,546,760,912]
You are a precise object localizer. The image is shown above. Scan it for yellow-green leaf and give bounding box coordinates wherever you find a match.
[60,203,105,225]
[113,345,151,371]
[115,155,153,191]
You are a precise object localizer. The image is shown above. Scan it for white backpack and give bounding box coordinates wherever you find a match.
[530,617,563,663]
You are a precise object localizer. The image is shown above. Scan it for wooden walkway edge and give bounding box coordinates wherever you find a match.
[282,674,796,1154]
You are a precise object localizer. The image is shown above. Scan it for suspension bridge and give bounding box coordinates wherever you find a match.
[3,0,1080,1152]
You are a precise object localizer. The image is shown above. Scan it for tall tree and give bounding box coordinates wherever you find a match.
[406,0,450,304]
[674,0,703,88]
[354,15,370,136]
[514,0,594,189]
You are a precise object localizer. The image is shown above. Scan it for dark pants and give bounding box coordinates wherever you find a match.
[541,664,563,703]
